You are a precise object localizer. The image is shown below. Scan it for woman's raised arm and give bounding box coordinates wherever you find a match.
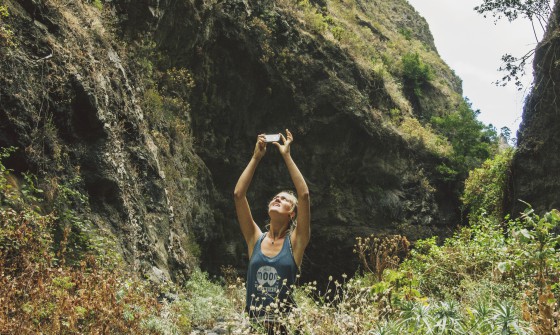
[234,135,266,258]
[274,129,310,267]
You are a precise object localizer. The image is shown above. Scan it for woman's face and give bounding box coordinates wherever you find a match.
[268,192,296,218]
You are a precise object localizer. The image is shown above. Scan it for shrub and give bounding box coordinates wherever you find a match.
[400,205,560,334]
[92,0,103,11]
[0,2,15,47]
[462,148,514,221]
[401,52,433,98]
[0,199,161,334]
[176,270,235,328]
[354,234,410,281]
[403,216,512,301]
[431,99,498,183]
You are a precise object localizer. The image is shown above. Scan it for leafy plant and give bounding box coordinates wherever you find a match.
[177,270,235,328]
[503,207,559,287]
[354,234,410,281]
[0,1,15,47]
[492,300,532,335]
[462,148,514,221]
[398,300,434,333]
[431,99,498,183]
[401,52,433,99]
[91,0,103,11]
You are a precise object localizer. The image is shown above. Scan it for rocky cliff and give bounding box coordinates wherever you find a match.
[0,0,212,282]
[0,0,488,283]
[511,1,560,216]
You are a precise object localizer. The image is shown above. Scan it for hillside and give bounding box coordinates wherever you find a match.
[0,0,496,284]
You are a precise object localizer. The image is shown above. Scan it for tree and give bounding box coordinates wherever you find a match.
[474,0,554,89]
[431,99,498,182]
[401,52,433,100]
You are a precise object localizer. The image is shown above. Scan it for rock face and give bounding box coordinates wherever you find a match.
[1,0,466,283]
[511,2,560,215]
[115,0,462,280]
[0,0,214,282]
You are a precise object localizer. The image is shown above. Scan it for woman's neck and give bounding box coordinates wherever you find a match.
[268,219,289,240]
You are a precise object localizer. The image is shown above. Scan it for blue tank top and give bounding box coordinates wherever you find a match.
[246,233,298,317]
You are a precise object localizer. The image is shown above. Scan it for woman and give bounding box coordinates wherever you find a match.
[233,129,310,332]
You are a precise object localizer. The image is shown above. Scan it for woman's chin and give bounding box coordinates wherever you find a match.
[268,210,285,219]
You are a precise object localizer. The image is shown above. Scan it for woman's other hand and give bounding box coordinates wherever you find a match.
[253,134,267,160]
[274,129,293,157]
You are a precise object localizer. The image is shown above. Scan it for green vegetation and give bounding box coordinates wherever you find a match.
[91,0,103,11]
[398,116,453,157]
[431,99,498,182]
[462,148,514,221]
[401,52,433,99]
[0,1,15,47]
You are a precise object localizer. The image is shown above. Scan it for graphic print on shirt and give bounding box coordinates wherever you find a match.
[255,265,279,294]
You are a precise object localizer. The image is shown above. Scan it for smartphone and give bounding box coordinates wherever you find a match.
[264,134,281,142]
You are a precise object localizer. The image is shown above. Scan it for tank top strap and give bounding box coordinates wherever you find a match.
[287,234,293,256]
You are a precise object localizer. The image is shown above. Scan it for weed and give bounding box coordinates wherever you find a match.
[91,0,103,11]
[0,2,15,47]
[354,234,410,281]
[401,52,433,99]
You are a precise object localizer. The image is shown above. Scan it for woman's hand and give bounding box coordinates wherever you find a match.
[274,129,293,157]
[253,134,267,160]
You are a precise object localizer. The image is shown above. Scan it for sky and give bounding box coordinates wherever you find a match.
[406,0,548,137]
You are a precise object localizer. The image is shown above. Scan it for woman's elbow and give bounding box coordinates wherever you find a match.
[233,189,245,200]
[299,190,310,201]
